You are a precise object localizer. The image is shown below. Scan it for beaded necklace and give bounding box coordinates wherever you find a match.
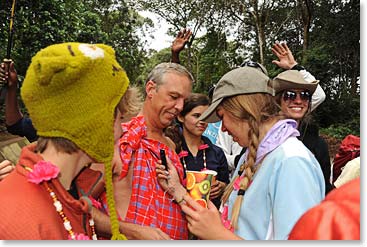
[178,143,209,171]
[24,160,97,240]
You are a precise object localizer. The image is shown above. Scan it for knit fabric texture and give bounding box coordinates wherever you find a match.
[21,42,129,239]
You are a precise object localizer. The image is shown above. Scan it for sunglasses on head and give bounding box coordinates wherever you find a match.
[282,90,311,102]
[241,60,267,75]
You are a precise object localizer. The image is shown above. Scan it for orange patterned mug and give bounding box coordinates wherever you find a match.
[185,170,217,208]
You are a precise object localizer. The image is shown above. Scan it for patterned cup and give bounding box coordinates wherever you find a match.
[185,170,217,208]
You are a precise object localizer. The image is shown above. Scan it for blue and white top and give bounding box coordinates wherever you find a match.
[224,120,325,240]
[203,121,221,144]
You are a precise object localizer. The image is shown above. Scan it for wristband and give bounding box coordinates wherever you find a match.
[290,64,305,71]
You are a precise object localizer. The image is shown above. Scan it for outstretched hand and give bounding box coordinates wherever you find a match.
[271,41,298,70]
[171,28,192,54]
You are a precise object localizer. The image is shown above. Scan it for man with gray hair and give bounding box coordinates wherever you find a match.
[97,62,194,240]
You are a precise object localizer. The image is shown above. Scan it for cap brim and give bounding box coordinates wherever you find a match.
[199,97,223,123]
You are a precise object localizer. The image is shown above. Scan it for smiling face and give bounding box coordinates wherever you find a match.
[216,107,250,147]
[280,88,310,121]
[146,72,192,129]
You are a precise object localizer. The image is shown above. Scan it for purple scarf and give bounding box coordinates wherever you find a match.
[245,119,300,169]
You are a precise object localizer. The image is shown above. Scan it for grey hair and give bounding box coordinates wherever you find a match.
[145,62,195,88]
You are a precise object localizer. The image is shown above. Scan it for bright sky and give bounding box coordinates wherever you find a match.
[138,11,173,51]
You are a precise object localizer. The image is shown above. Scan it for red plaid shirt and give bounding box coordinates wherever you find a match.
[118,116,188,239]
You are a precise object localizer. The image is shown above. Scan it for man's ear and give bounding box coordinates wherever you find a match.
[177,114,184,123]
[145,80,156,98]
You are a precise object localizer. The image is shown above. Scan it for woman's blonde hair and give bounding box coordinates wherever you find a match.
[118,86,143,122]
[220,93,281,230]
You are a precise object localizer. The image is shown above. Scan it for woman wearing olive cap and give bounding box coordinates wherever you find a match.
[156,66,325,240]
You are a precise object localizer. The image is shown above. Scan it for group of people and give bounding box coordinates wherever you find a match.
[0,29,360,240]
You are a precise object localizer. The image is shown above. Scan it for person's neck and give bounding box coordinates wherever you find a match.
[258,117,281,143]
[40,145,91,190]
[183,130,202,156]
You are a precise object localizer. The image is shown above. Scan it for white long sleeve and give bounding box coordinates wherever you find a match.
[299,69,326,112]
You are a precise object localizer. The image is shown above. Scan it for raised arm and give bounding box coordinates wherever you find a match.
[0,60,38,142]
[1,60,23,125]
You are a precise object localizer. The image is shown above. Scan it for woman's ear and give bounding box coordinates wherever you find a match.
[145,80,156,98]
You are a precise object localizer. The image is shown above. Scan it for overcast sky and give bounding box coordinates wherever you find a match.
[139,11,173,51]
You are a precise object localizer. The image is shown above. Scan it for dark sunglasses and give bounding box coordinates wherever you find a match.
[241,60,267,75]
[282,90,311,102]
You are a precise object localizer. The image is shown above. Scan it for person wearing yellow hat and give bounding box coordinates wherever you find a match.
[0,42,129,240]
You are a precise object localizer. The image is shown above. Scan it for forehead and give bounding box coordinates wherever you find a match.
[162,72,192,94]
[163,71,192,83]
[189,105,209,113]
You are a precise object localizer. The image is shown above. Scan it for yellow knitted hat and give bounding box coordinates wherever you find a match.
[21,42,129,240]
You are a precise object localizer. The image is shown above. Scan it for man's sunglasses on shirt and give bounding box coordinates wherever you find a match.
[282,90,311,102]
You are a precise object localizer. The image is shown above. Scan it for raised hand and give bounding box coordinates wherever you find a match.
[171,28,192,64]
[172,28,192,54]
[271,41,298,70]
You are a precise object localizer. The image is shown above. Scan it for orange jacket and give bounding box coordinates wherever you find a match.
[0,144,102,239]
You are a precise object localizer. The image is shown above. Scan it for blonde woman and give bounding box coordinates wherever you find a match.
[156,66,325,240]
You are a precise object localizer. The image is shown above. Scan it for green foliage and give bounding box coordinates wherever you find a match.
[0,0,146,83]
[0,0,148,132]
[320,120,360,141]
[134,47,172,86]
[193,29,231,93]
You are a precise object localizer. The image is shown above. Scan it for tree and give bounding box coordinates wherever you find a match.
[305,0,360,133]
[297,0,313,52]
[0,0,147,83]
[134,0,222,71]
